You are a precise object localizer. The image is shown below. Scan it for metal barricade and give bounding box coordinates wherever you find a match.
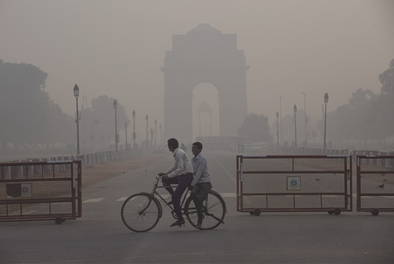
[356,155,394,216]
[237,155,352,215]
[0,160,82,224]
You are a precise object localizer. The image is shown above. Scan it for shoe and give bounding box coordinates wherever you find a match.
[170,220,185,227]
[196,221,202,230]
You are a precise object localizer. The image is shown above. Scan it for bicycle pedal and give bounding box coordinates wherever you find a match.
[170,220,185,227]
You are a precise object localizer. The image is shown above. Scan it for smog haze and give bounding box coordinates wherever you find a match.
[1,0,393,144]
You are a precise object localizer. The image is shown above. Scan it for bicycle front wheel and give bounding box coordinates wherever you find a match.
[185,190,226,230]
[121,192,161,232]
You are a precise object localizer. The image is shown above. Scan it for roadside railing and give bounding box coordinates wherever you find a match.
[356,155,394,216]
[0,160,82,224]
[236,155,352,216]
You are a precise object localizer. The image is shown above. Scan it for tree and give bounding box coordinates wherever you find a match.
[379,59,394,94]
[0,60,79,153]
[47,102,74,146]
[374,59,394,136]
[237,113,273,143]
[316,88,387,147]
[0,60,51,149]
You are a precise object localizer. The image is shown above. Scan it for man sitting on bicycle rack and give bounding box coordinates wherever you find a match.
[158,138,194,227]
[190,142,212,229]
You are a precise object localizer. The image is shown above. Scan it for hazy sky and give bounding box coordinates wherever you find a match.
[1,0,393,140]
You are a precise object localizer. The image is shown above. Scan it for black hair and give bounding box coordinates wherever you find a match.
[167,138,179,149]
[192,142,203,150]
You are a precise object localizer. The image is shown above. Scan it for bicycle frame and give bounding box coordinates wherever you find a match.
[121,175,226,232]
[143,176,191,219]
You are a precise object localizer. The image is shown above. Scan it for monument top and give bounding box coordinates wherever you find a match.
[187,24,221,35]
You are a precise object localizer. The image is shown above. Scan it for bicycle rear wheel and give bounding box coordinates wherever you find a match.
[121,192,161,232]
[185,190,226,230]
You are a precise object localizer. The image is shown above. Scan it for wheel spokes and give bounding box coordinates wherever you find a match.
[121,193,160,232]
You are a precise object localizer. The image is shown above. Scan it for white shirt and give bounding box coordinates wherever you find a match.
[165,148,194,178]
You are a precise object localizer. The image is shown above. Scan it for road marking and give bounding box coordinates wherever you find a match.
[83,198,104,203]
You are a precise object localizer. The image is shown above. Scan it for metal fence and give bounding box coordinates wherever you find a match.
[0,160,82,224]
[236,155,352,215]
[356,155,394,216]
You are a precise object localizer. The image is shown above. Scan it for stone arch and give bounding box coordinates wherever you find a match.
[161,24,249,144]
[193,82,218,139]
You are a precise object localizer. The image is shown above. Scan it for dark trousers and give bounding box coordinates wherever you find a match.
[162,173,193,221]
[191,182,212,222]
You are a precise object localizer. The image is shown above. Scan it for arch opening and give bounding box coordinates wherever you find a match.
[192,83,219,141]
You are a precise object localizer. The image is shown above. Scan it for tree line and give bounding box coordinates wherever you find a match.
[238,59,394,149]
[0,60,128,153]
[1,58,393,153]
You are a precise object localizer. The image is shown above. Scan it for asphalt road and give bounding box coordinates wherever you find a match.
[1,151,393,263]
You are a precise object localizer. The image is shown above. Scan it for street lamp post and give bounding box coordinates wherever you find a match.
[84,96,87,149]
[125,122,128,151]
[279,96,282,147]
[81,95,86,150]
[294,104,297,148]
[323,93,329,148]
[145,115,148,147]
[150,128,154,147]
[302,92,307,146]
[160,123,162,146]
[113,99,118,151]
[132,110,136,149]
[154,119,157,148]
[276,112,279,147]
[73,84,80,155]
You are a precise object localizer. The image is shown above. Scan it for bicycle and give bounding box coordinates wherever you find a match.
[121,175,226,232]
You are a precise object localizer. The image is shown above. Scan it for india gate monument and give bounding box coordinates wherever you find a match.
[161,24,249,144]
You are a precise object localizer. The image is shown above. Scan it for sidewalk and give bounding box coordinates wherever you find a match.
[81,154,165,188]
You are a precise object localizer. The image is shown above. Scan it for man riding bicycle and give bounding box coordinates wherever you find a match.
[158,138,193,227]
[190,142,212,229]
